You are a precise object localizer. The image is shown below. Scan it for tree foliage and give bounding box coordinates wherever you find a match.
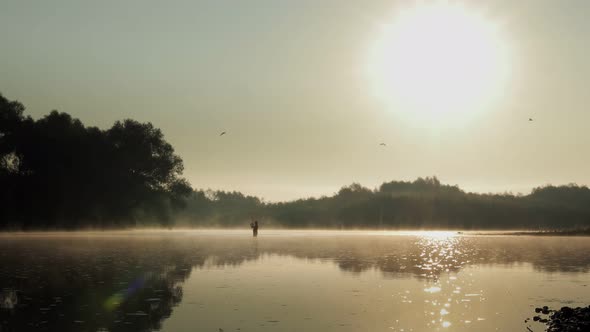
[0,93,190,228]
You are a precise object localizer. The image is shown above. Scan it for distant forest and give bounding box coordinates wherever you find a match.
[179,178,590,230]
[2,93,590,230]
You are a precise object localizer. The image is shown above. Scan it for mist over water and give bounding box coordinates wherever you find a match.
[0,230,589,331]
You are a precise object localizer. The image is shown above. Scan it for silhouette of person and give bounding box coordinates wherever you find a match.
[250,220,259,237]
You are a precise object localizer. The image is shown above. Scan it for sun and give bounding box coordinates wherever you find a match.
[367,2,511,124]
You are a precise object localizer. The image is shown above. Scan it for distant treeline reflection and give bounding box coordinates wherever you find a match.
[1,93,590,230]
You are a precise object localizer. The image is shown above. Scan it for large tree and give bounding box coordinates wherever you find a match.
[0,93,191,228]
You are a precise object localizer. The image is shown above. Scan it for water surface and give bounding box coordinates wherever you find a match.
[1,230,589,331]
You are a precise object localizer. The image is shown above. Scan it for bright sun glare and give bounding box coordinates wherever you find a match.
[367,2,511,124]
[399,230,459,239]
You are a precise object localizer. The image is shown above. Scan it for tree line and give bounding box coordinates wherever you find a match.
[2,92,589,230]
[178,177,590,230]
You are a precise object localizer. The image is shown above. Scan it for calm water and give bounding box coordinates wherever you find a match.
[1,231,589,332]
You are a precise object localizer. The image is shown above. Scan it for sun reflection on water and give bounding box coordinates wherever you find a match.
[414,231,473,330]
[408,230,459,239]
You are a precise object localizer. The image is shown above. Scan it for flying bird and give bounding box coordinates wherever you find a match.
[379,143,386,146]
[528,118,533,122]
[219,131,226,136]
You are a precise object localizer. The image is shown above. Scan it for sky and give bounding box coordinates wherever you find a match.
[1,0,590,201]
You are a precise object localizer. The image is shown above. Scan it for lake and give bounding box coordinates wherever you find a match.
[1,230,589,332]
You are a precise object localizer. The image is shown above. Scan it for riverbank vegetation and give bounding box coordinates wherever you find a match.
[0,93,190,229]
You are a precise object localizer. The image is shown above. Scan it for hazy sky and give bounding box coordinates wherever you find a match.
[2,0,590,201]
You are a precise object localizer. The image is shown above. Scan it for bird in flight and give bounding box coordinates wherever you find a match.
[529,118,533,122]
[219,131,226,136]
[379,143,386,146]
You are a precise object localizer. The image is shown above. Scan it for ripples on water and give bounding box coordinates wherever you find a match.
[0,230,589,332]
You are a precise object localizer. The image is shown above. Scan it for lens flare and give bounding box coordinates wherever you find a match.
[103,277,145,311]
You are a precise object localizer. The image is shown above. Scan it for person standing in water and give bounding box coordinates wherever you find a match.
[250,220,259,237]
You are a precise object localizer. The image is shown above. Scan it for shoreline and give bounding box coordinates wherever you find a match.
[478,229,590,237]
[0,228,589,237]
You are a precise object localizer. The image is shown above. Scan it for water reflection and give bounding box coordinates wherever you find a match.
[0,231,589,331]
[0,239,193,332]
